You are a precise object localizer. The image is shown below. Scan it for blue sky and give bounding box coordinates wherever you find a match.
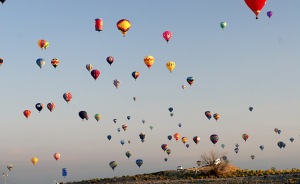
[0,0,300,183]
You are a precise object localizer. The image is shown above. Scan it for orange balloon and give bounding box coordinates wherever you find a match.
[23,110,31,119]
[174,133,180,141]
[53,153,61,161]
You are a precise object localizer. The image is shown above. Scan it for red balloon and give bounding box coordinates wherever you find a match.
[244,0,267,19]
[53,153,60,161]
[47,103,55,112]
[95,18,103,32]
[63,92,72,103]
[23,110,31,119]
[91,69,100,80]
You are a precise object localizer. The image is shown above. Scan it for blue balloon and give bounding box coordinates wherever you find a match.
[136,159,143,168]
[62,168,67,177]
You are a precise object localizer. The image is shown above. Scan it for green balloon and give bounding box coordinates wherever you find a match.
[220,22,227,30]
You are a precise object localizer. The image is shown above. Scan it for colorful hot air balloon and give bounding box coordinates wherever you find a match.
[166,61,176,73]
[109,161,117,171]
[79,111,88,121]
[0,58,3,66]
[161,144,168,151]
[249,107,253,112]
[122,124,128,131]
[132,71,139,80]
[213,113,220,121]
[116,19,131,37]
[35,103,44,113]
[23,110,31,119]
[47,103,55,112]
[53,153,60,161]
[7,165,13,171]
[242,133,249,142]
[181,137,188,144]
[37,39,47,49]
[144,55,154,69]
[193,136,200,145]
[220,22,227,29]
[113,79,121,88]
[244,0,267,19]
[31,157,39,166]
[51,58,59,68]
[210,134,219,145]
[63,92,72,103]
[36,58,45,69]
[162,31,172,43]
[86,64,93,72]
[186,77,194,86]
[136,159,143,168]
[91,69,100,80]
[95,18,103,32]
[125,151,132,159]
[267,11,272,18]
[205,111,212,120]
[174,133,180,141]
[94,114,101,122]
[106,56,114,66]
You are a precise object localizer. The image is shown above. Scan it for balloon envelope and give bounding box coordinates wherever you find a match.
[210,134,219,144]
[31,157,39,166]
[136,159,143,168]
[109,161,117,171]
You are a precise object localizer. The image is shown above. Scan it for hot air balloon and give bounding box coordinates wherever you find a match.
[125,151,132,159]
[23,110,31,119]
[181,137,188,144]
[35,103,44,113]
[109,161,117,171]
[222,156,228,161]
[113,119,117,123]
[107,135,112,141]
[166,149,171,155]
[220,22,227,29]
[36,58,45,69]
[182,85,186,90]
[174,133,180,141]
[259,145,264,150]
[249,107,253,112]
[277,130,281,135]
[7,165,12,171]
[166,61,176,73]
[128,140,131,144]
[47,103,55,112]
[53,153,60,161]
[31,157,39,166]
[0,58,3,66]
[235,143,239,148]
[161,144,168,151]
[210,134,219,145]
[117,128,121,132]
[113,79,120,88]
[234,147,239,154]
[51,58,59,68]
[149,126,153,130]
[116,19,131,37]
[162,31,172,43]
[94,114,101,122]
[186,77,194,86]
[44,41,50,49]
[133,97,137,101]
[205,111,212,120]
[78,111,88,121]
[274,128,278,133]
[86,64,93,72]
[221,144,225,149]
[164,158,168,162]
[178,123,182,128]
[0,0,6,4]
[168,107,173,113]
[120,140,125,145]
[213,113,220,121]
[91,69,100,80]
[139,132,145,142]
[132,71,139,80]
[196,161,201,167]
[251,155,255,160]
[144,55,155,69]
[167,135,172,141]
[267,11,272,18]
[95,18,103,32]
[186,144,190,148]
[136,159,143,168]
[37,39,47,49]
[122,124,128,131]
[170,112,174,117]
[242,134,249,142]
[244,0,267,19]
[127,116,131,120]
[63,92,72,103]
[290,137,294,143]
[193,136,200,145]
[106,56,114,66]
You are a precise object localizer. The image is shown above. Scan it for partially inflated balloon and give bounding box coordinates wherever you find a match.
[91,69,100,80]
[144,55,154,69]
[162,31,172,43]
[244,0,267,19]
[166,61,176,73]
[23,110,31,119]
[31,157,39,166]
[51,58,59,68]
[116,19,131,37]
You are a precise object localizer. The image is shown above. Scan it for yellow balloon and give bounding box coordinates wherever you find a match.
[31,157,39,166]
[44,42,50,49]
[144,56,154,69]
[181,137,188,144]
[116,19,131,37]
[166,61,176,73]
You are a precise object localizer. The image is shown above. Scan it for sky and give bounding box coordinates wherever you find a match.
[0,0,300,183]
